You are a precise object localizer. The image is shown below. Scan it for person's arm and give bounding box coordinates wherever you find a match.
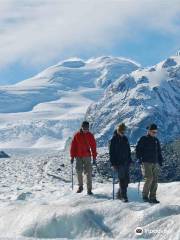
[136,137,144,162]
[109,137,116,166]
[89,133,97,160]
[157,139,163,166]
[70,134,77,160]
[126,137,132,164]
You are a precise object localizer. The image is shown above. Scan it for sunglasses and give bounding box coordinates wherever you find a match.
[118,130,125,134]
[151,130,157,134]
[82,128,89,131]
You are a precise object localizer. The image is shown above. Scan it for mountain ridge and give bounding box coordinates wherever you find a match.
[86,55,180,145]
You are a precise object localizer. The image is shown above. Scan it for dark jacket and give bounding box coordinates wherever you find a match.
[136,135,163,165]
[109,131,132,166]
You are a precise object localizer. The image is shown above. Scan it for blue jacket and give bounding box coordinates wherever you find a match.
[109,131,132,166]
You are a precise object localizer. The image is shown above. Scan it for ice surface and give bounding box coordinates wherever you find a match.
[0,148,179,240]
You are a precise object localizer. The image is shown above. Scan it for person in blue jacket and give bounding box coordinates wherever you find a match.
[109,123,132,202]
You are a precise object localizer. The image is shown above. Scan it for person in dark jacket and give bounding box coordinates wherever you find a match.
[136,123,163,204]
[109,123,132,202]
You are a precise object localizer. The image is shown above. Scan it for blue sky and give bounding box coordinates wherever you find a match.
[0,0,179,85]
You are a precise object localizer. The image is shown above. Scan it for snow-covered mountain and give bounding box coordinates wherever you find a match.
[86,55,180,145]
[0,56,139,148]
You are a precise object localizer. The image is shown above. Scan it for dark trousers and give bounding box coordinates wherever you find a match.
[117,165,130,197]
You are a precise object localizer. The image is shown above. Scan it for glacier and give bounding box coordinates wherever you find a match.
[0,148,179,239]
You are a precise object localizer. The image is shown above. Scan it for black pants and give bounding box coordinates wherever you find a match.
[117,165,130,197]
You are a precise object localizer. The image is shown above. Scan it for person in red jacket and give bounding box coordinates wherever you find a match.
[70,121,97,195]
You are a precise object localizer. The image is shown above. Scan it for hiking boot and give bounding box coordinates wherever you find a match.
[76,186,83,193]
[87,190,93,195]
[121,197,128,203]
[142,196,149,202]
[121,191,128,202]
[149,198,160,204]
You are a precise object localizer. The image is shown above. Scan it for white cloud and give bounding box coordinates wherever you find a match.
[0,0,179,69]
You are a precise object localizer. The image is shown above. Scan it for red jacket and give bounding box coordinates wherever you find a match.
[70,130,97,159]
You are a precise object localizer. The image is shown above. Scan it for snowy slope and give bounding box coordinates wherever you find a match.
[86,55,180,145]
[0,57,138,149]
[0,148,179,239]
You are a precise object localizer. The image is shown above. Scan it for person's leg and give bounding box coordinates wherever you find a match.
[120,174,129,197]
[124,167,130,197]
[124,165,130,188]
[116,166,122,198]
[76,158,84,191]
[84,157,92,193]
[119,179,127,197]
[149,164,159,201]
[141,162,153,200]
[114,167,121,199]
[118,165,129,201]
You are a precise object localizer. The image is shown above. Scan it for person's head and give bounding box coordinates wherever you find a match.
[81,121,89,132]
[147,123,158,137]
[117,123,126,135]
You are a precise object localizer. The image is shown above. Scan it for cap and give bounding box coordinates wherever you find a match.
[81,121,89,130]
[146,123,158,130]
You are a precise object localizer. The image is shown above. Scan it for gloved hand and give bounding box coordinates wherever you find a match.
[112,165,118,170]
[92,159,96,165]
[71,158,74,164]
[136,159,142,164]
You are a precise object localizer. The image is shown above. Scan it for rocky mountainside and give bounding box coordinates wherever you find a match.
[86,55,180,145]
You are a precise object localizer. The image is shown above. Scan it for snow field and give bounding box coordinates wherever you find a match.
[0,149,179,239]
